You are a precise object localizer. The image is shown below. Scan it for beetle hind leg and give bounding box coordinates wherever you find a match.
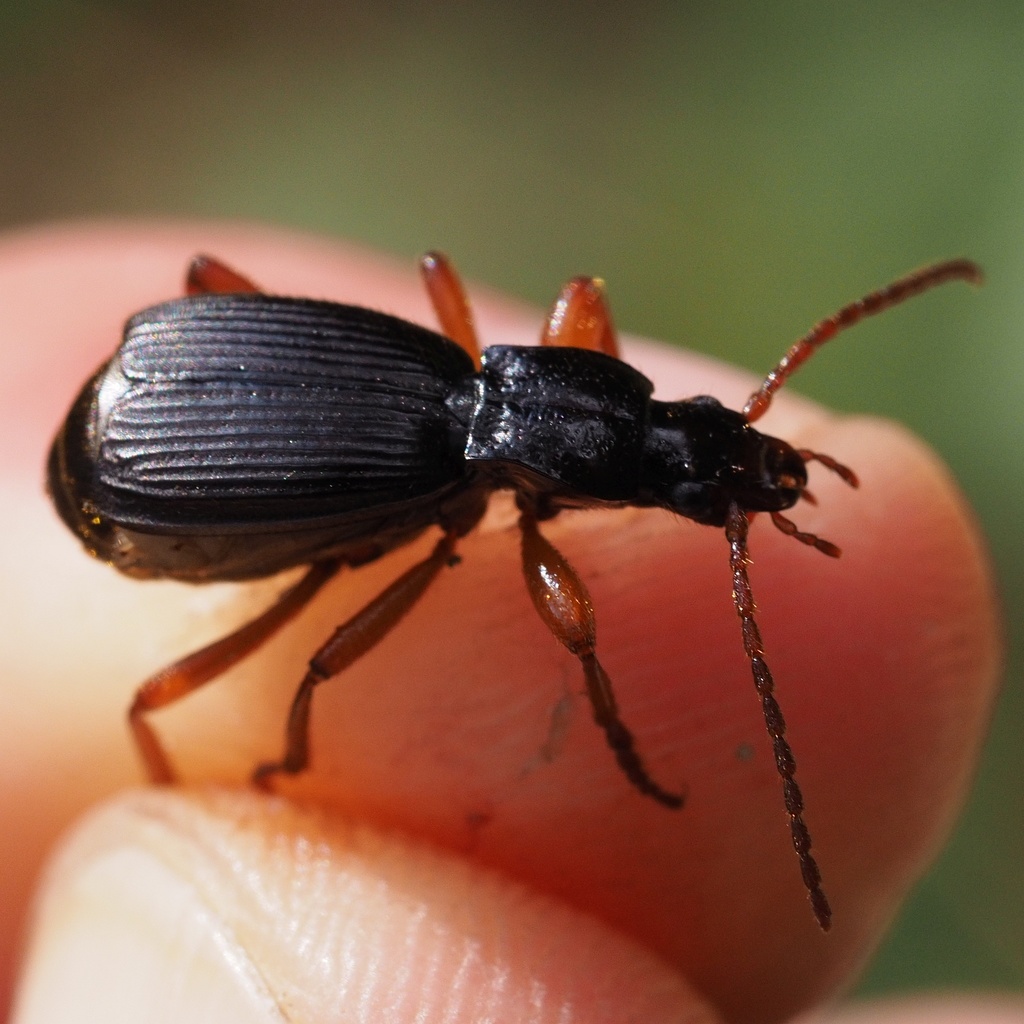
[518,511,683,807]
[253,530,462,788]
[128,560,341,784]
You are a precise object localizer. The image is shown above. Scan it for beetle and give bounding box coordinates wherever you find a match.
[48,251,981,929]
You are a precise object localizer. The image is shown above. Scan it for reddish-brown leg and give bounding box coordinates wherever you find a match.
[186,254,261,296]
[518,510,683,807]
[420,252,482,367]
[744,258,983,422]
[253,531,461,787]
[540,276,621,358]
[725,502,831,930]
[129,560,341,784]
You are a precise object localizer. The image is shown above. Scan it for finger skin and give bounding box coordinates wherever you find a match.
[0,222,1002,1022]
[14,790,717,1024]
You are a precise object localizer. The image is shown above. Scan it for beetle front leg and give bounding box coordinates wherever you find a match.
[253,530,461,788]
[518,511,683,807]
[129,560,342,784]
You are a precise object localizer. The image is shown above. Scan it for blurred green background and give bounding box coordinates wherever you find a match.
[3,0,1020,1003]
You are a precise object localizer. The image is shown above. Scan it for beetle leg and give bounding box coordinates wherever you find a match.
[253,530,461,788]
[725,502,831,930]
[518,511,683,807]
[186,254,261,295]
[129,560,342,784]
[420,252,482,367]
[540,276,621,358]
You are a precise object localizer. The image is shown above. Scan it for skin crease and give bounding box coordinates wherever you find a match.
[0,222,1006,1023]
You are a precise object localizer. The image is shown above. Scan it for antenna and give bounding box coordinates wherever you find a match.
[744,259,983,423]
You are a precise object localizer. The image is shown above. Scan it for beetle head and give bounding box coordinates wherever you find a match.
[640,396,807,526]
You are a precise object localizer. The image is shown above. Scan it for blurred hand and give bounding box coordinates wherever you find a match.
[0,224,1003,1023]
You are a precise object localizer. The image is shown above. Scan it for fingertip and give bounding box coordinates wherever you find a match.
[13,788,717,1024]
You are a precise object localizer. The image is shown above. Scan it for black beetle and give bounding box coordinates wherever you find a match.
[47,251,981,929]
